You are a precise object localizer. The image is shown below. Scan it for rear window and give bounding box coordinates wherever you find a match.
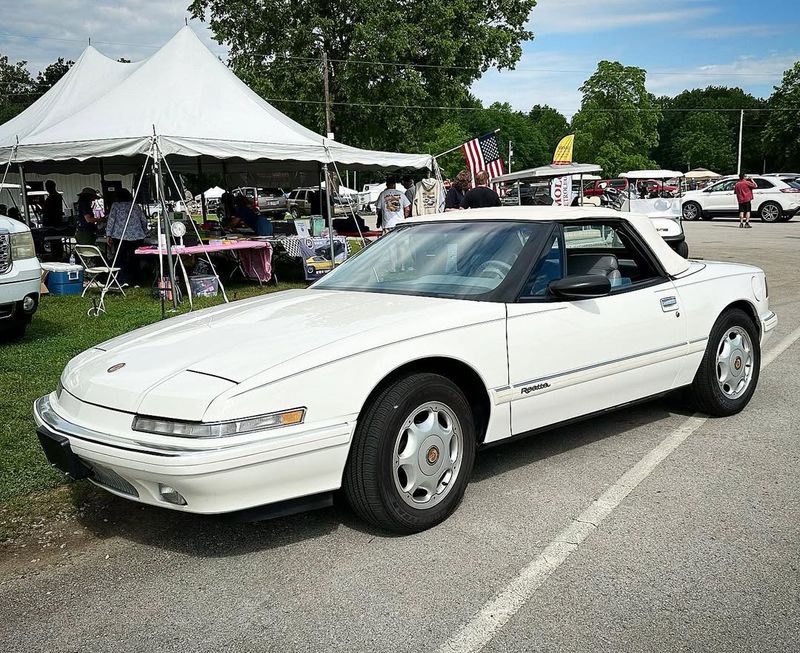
[261,188,283,197]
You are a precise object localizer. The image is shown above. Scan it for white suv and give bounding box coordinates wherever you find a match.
[0,215,41,339]
[682,175,800,223]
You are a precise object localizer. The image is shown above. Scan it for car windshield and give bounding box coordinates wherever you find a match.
[313,221,546,299]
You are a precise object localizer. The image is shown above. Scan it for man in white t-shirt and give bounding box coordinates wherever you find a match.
[376,176,411,230]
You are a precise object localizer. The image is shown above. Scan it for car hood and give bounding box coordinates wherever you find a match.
[61,289,501,419]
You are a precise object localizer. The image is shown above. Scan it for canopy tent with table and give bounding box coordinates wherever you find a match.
[493,163,604,206]
[0,26,435,316]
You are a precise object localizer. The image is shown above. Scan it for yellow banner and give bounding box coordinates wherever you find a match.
[552,134,575,165]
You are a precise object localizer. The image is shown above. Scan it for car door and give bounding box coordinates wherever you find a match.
[503,220,688,437]
[705,179,737,213]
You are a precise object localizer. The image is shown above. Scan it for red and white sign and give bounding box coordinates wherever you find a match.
[550,175,573,207]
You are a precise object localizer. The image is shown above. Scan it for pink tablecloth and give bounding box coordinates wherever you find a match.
[135,241,267,255]
[135,240,273,283]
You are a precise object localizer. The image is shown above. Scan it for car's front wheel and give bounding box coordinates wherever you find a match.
[759,201,782,223]
[344,373,476,533]
[688,308,760,416]
[682,201,702,221]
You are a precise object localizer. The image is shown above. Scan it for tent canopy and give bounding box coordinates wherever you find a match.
[0,27,431,172]
[685,168,721,180]
[493,163,603,183]
[621,170,684,180]
[195,186,226,200]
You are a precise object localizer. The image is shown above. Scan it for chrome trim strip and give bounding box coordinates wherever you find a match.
[509,341,688,391]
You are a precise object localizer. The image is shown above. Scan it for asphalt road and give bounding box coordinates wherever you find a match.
[2,217,799,652]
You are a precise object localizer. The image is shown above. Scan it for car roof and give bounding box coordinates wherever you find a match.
[406,206,691,277]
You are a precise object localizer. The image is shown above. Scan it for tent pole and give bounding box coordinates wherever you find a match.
[322,162,336,269]
[17,164,30,226]
[99,159,107,207]
[198,158,207,222]
[155,154,179,310]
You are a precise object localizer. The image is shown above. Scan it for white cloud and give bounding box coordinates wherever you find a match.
[529,0,718,34]
[687,24,787,39]
[0,0,225,73]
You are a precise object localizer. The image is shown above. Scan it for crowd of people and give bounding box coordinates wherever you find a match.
[375,169,501,232]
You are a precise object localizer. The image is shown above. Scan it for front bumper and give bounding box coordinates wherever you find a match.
[0,257,41,319]
[33,394,353,514]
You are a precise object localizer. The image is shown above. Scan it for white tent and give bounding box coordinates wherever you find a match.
[685,168,721,180]
[0,27,431,171]
[195,186,226,200]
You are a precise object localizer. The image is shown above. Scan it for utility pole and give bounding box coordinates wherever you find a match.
[321,50,333,139]
[737,109,744,176]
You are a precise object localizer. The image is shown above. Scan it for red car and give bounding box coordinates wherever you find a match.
[583,179,629,197]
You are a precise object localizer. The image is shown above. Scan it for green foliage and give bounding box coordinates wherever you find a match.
[656,86,766,174]
[189,0,538,153]
[571,61,661,176]
[0,55,35,125]
[35,57,73,94]
[528,104,570,152]
[671,112,736,173]
[764,62,800,172]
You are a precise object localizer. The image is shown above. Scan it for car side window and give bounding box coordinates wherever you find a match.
[754,178,774,189]
[520,222,663,300]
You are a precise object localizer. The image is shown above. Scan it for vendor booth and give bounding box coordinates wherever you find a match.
[0,27,434,315]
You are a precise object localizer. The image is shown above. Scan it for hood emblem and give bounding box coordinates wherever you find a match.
[107,363,126,373]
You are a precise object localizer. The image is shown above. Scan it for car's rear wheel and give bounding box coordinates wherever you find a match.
[682,201,702,221]
[759,201,782,223]
[290,207,300,219]
[344,373,476,533]
[688,308,760,417]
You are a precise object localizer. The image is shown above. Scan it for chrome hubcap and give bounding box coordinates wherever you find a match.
[684,204,698,220]
[716,327,754,399]
[393,402,463,509]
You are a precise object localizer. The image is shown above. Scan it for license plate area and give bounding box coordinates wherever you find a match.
[37,428,92,480]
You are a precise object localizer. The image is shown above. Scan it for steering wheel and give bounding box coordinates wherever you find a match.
[476,260,512,279]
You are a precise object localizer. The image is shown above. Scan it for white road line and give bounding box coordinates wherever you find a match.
[438,324,800,653]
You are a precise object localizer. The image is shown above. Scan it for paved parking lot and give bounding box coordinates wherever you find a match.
[1,217,799,652]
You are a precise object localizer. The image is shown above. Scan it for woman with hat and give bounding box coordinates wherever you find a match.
[75,187,101,246]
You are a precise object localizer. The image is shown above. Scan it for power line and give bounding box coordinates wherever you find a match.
[0,29,792,78]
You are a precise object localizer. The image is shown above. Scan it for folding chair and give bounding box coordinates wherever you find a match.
[74,244,125,297]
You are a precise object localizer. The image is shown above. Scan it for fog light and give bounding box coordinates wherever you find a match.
[22,295,36,312]
[158,484,187,506]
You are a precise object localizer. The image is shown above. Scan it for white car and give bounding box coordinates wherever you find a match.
[682,175,800,223]
[1,214,40,339]
[34,207,777,533]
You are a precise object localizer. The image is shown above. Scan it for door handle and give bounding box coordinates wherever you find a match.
[660,296,679,312]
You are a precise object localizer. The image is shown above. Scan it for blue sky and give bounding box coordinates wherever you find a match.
[474,0,800,117]
[1,0,798,119]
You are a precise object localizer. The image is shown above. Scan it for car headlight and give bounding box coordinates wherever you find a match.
[10,231,36,260]
[132,408,306,438]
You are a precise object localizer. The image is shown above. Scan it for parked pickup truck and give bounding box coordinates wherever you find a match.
[0,214,41,339]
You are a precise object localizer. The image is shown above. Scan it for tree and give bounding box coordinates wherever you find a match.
[655,86,766,174]
[0,55,35,125]
[528,104,570,154]
[672,112,736,172]
[190,0,538,153]
[571,61,661,176]
[422,120,471,179]
[35,57,74,94]
[764,61,800,172]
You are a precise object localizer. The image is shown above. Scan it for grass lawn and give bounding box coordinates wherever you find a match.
[0,280,305,508]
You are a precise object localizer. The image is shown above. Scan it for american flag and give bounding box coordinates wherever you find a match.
[462,132,505,188]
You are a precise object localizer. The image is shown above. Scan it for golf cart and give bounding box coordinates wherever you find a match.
[619,170,689,258]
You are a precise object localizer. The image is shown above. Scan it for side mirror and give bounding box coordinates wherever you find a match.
[549,275,612,300]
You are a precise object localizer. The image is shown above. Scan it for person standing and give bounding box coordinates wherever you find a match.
[401,176,416,205]
[445,170,470,211]
[734,173,757,229]
[75,187,101,245]
[460,170,501,209]
[375,176,410,231]
[42,179,65,260]
[105,188,148,286]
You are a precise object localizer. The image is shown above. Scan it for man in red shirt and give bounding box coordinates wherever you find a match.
[734,173,757,228]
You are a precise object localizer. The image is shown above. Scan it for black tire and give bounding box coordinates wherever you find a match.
[290,207,300,219]
[676,240,689,258]
[687,308,760,417]
[344,373,476,533]
[682,201,702,221]
[759,201,782,223]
